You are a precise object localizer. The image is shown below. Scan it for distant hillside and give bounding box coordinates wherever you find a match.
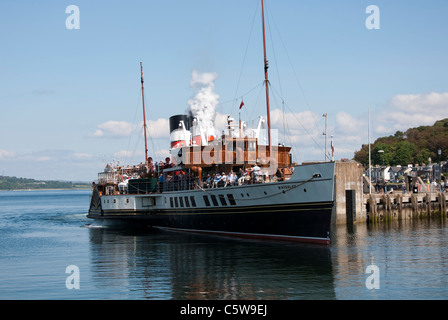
[0,176,90,190]
[354,118,448,166]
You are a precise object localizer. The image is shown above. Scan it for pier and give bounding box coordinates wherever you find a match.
[333,161,448,225]
[364,192,447,223]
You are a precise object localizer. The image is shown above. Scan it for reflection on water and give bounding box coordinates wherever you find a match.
[88,226,335,300]
[85,217,448,300]
[331,219,448,300]
[1,190,447,300]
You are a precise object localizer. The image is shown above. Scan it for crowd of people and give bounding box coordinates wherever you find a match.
[201,166,292,189]
[373,178,447,194]
[156,166,294,192]
[103,154,295,194]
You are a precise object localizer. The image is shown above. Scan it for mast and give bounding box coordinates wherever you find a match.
[140,62,149,164]
[261,0,271,153]
[368,108,372,194]
[323,113,328,161]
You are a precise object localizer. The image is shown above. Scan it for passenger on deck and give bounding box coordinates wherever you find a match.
[238,169,246,185]
[276,169,283,181]
[221,172,227,187]
[213,173,222,188]
[158,174,164,193]
[204,174,212,188]
[227,171,237,186]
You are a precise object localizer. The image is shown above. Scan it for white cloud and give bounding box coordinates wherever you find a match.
[92,129,104,137]
[333,111,365,158]
[335,111,364,135]
[0,149,104,181]
[376,92,448,135]
[0,150,15,159]
[326,91,448,161]
[271,109,318,131]
[146,118,170,139]
[113,150,140,159]
[92,119,170,139]
[250,91,448,163]
[91,121,137,138]
[152,149,171,159]
[74,153,93,159]
[270,109,323,147]
[36,156,52,162]
[389,92,448,112]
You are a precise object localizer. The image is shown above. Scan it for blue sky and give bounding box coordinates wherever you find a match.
[1,0,448,181]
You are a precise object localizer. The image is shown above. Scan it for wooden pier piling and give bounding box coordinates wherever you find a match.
[365,192,448,223]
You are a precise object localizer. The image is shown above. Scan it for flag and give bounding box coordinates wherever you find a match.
[239,100,244,110]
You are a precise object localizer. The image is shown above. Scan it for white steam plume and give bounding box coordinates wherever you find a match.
[187,70,219,134]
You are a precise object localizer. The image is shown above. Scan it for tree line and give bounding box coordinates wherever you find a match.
[0,176,90,190]
[354,118,448,166]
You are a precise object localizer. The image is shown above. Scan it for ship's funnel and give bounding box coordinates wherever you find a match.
[169,114,192,133]
[169,114,192,149]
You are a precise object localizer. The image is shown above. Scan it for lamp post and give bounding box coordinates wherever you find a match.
[378,150,385,166]
[323,113,327,161]
[378,150,386,192]
[438,148,442,188]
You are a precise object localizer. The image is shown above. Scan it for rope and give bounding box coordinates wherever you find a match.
[197,175,320,201]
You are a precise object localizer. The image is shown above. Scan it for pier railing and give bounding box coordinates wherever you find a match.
[119,175,275,195]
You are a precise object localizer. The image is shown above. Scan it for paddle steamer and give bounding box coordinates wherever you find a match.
[87,0,335,244]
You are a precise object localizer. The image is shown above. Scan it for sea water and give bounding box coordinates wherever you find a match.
[0,190,447,300]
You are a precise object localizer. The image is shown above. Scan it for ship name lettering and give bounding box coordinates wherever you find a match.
[278,185,298,190]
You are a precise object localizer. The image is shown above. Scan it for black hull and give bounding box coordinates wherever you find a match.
[88,201,333,244]
[88,162,336,244]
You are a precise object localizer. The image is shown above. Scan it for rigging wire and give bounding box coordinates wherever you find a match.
[251,81,265,122]
[269,84,326,156]
[264,1,325,145]
[231,0,260,114]
[122,87,144,165]
[263,0,326,161]
[220,81,264,107]
[264,3,292,149]
[142,88,163,162]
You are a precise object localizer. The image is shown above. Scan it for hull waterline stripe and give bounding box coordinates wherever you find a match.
[154,226,330,245]
[97,201,334,216]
